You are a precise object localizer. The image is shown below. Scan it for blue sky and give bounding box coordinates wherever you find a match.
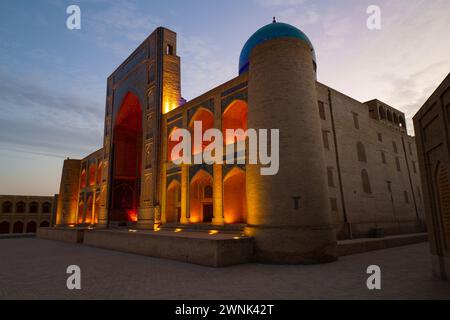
[0,0,449,195]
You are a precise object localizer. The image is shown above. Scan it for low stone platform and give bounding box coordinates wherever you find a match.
[83,229,254,267]
[37,227,86,243]
[337,233,428,256]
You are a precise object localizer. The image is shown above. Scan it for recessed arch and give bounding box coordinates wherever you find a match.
[89,163,96,186]
[393,113,399,125]
[29,202,38,214]
[2,201,12,214]
[0,221,10,234]
[222,100,248,145]
[42,202,51,214]
[13,221,24,234]
[80,169,87,188]
[387,110,393,122]
[223,167,246,224]
[165,179,181,223]
[189,107,214,155]
[26,221,37,233]
[16,201,26,213]
[189,169,213,223]
[167,126,183,162]
[111,92,143,223]
[378,106,386,120]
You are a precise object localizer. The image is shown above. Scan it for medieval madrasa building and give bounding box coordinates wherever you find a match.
[53,22,426,264]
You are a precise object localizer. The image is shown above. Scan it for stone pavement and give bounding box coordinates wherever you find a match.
[0,238,449,300]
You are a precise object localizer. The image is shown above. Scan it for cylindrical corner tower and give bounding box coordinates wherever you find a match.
[242,22,337,264]
[56,159,81,226]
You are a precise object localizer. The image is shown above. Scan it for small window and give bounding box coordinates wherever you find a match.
[357,142,367,162]
[2,201,12,214]
[377,133,383,142]
[327,167,335,188]
[16,202,26,213]
[353,113,360,129]
[166,44,174,55]
[42,202,51,214]
[318,101,326,120]
[392,141,398,154]
[29,202,38,214]
[330,198,338,211]
[361,170,372,194]
[381,151,386,164]
[322,131,330,150]
[386,181,392,193]
[395,157,401,172]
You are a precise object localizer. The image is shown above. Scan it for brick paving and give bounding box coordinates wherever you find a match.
[0,238,449,300]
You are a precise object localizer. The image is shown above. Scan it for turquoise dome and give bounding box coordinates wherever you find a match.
[239,22,316,75]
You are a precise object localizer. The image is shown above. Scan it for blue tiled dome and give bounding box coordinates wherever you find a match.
[239,22,316,75]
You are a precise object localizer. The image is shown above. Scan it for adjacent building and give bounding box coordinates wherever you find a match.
[414,73,450,280]
[0,195,56,234]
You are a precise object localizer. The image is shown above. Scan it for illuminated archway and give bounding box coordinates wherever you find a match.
[165,180,181,223]
[26,221,37,233]
[189,170,213,223]
[85,195,93,224]
[77,200,84,224]
[189,108,214,155]
[223,167,246,224]
[96,162,103,185]
[89,163,96,186]
[168,127,183,162]
[222,100,248,145]
[80,169,87,188]
[111,92,143,223]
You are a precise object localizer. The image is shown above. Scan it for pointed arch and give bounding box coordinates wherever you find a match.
[166,179,181,223]
[26,221,37,233]
[222,100,248,145]
[111,92,143,222]
[189,169,213,223]
[189,107,214,155]
[223,167,246,224]
[13,221,24,234]
[0,221,10,234]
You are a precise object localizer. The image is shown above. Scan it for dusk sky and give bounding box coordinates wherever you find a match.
[0,0,449,196]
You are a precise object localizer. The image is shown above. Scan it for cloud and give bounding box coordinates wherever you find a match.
[0,69,104,158]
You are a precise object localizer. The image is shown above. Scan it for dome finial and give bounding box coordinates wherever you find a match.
[273,17,276,23]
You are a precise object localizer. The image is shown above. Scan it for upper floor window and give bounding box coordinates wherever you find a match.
[392,141,398,154]
[361,170,372,194]
[2,201,12,213]
[353,113,360,129]
[322,131,330,150]
[166,44,174,55]
[16,202,26,213]
[42,202,51,214]
[327,167,335,188]
[357,142,367,162]
[29,202,38,214]
[318,101,326,120]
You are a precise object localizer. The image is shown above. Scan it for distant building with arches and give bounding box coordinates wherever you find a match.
[0,195,55,235]
[53,23,425,264]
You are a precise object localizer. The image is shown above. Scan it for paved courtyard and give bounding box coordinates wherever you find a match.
[0,238,449,300]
